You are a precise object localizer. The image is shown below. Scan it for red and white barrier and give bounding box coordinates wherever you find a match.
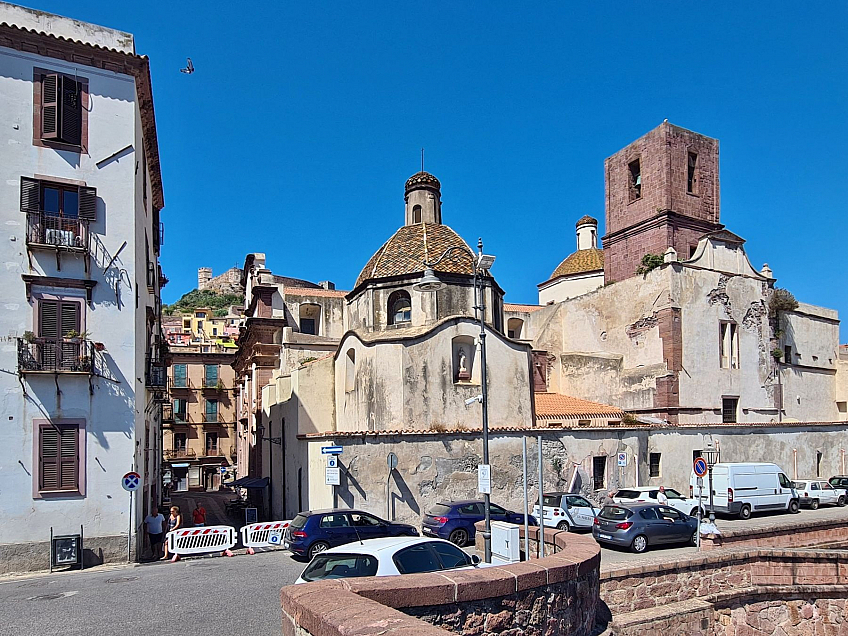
[167,525,236,561]
[240,520,290,554]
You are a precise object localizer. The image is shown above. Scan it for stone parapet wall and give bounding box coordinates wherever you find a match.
[281,528,600,636]
[700,515,848,551]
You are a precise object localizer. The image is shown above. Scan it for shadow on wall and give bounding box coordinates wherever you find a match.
[390,469,420,520]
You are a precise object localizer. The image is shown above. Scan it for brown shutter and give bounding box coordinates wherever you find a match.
[59,426,79,489]
[78,186,97,221]
[39,426,59,490]
[41,74,60,140]
[39,301,59,338]
[532,351,548,392]
[60,301,80,336]
[20,177,41,212]
[60,77,82,146]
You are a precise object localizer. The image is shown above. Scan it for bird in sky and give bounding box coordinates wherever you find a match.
[180,58,194,74]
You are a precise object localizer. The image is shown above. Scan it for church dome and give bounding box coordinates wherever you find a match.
[354,222,474,289]
[405,171,441,196]
[549,248,604,279]
[575,215,598,227]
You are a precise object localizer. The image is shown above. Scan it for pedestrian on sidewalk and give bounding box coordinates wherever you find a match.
[163,505,183,560]
[141,506,166,560]
[192,502,207,527]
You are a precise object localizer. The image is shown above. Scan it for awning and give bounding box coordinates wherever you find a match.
[229,476,269,489]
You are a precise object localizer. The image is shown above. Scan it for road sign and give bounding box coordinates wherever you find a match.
[327,455,338,468]
[387,452,398,470]
[321,446,343,455]
[617,452,627,467]
[693,457,708,477]
[478,464,492,494]
[220,466,227,474]
[121,472,141,492]
[326,467,341,486]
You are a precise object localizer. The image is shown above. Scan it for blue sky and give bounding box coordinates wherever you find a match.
[34,2,848,339]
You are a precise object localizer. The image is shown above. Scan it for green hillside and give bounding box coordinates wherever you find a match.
[163,289,244,317]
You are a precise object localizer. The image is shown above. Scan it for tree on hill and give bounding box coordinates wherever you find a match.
[163,289,244,316]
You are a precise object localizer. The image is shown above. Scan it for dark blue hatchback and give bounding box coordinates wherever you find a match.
[421,500,537,546]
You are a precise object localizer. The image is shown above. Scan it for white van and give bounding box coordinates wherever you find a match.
[689,462,799,520]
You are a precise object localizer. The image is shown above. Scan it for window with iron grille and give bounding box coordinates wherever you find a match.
[722,397,738,423]
[593,456,606,490]
[649,453,661,478]
[20,177,96,248]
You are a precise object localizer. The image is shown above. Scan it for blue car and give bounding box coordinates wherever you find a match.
[284,509,418,560]
[421,500,537,546]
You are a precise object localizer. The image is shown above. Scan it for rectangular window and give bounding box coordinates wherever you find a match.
[720,322,739,369]
[196,312,206,319]
[37,298,83,371]
[722,397,738,423]
[173,364,187,388]
[628,159,642,202]
[816,451,823,478]
[173,398,187,422]
[205,399,218,422]
[649,452,661,478]
[687,152,698,194]
[204,364,218,386]
[173,432,187,450]
[784,345,792,364]
[206,432,219,454]
[39,422,79,492]
[35,71,85,148]
[300,318,316,335]
[593,456,606,490]
[693,450,703,461]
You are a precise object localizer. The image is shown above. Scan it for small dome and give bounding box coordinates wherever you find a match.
[355,223,473,289]
[405,171,441,196]
[549,248,604,279]
[575,215,598,228]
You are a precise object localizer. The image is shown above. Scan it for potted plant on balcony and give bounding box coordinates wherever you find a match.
[22,330,35,343]
[216,379,225,391]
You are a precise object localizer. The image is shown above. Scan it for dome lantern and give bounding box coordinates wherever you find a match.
[404,171,442,226]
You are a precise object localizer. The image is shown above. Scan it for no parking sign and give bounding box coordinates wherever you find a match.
[121,472,141,492]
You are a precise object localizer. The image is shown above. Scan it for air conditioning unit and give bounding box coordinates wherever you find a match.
[45,229,75,246]
[490,520,521,564]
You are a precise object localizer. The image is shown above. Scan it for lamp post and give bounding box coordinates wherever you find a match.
[703,441,719,525]
[414,238,496,563]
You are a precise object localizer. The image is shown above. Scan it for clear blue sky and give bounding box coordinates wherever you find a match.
[34,1,848,339]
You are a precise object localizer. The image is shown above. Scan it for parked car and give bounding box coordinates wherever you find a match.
[614,486,704,518]
[422,500,536,546]
[295,536,481,583]
[284,509,418,559]
[592,504,699,553]
[533,493,598,531]
[688,462,799,519]
[828,476,848,501]
[794,479,845,508]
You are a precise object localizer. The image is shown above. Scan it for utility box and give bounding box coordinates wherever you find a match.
[490,521,520,564]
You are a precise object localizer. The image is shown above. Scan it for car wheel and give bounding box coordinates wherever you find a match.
[739,505,752,520]
[307,541,329,559]
[789,499,800,514]
[690,531,698,546]
[838,495,846,507]
[448,528,468,547]
[689,507,703,518]
[631,535,648,554]
[556,521,570,532]
[810,499,820,510]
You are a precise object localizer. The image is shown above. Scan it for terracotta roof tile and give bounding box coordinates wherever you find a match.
[354,223,475,288]
[534,393,623,418]
[504,303,544,313]
[549,248,604,279]
[285,287,348,298]
[576,215,598,227]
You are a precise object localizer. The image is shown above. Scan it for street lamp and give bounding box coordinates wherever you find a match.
[414,238,496,563]
[703,441,719,525]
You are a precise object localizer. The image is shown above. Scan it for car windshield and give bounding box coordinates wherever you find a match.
[615,490,640,499]
[599,506,631,521]
[301,553,379,581]
[542,495,561,507]
[290,514,309,531]
[428,504,452,516]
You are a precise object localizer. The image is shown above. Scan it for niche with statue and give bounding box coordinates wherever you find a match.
[452,335,477,384]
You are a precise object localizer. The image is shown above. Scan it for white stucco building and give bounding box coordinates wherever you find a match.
[0,3,165,572]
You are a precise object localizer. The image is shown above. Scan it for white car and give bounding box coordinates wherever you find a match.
[614,486,704,518]
[794,479,843,509]
[295,536,480,583]
[533,493,598,531]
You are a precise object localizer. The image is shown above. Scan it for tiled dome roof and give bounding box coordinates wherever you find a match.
[575,215,598,227]
[355,223,474,289]
[404,171,441,195]
[549,248,604,279]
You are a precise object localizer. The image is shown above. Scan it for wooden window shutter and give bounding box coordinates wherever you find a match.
[41,73,60,140]
[39,301,59,338]
[60,77,82,146]
[78,186,97,221]
[20,177,41,212]
[60,301,80,336]
[59,426,79,489]
[532,351,548,392]
[40,426,60,490]
[39,424,78,491]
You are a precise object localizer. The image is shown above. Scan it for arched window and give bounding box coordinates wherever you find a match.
[412,205,422,224]
[387,290,412,325]
[507,318,524,340]
[345,349,355,392]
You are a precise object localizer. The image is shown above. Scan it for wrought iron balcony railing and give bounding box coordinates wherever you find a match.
[25,212,89,251]
[165,448,196,459]
[201,377,227,390]
[171,377,192,389]
[18,337,95,374]
[145,360,167,388]
[202,446,224,457]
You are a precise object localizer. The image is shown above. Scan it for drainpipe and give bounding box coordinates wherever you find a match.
[793,448,797,480]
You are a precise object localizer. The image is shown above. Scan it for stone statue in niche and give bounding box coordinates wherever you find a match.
[456,347,471,381]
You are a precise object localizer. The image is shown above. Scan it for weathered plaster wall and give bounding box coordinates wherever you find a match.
[538,270,604,305]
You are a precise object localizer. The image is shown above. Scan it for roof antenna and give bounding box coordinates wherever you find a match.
[421,148,424,173]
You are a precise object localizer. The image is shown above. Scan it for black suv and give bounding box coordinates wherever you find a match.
[285,509,418,559]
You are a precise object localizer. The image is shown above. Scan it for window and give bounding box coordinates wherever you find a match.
[197,320,204,333]
[720,322,739,369]
[38,422,79,492]
[489,504,507,516]
[173,399,187,422]
[507,318,524,339]
[658,507,681,521]
[299,303,321,335]
[689,245,698,258]
[810,482,820,491]
[196,312,206,319]
[319,513,350,528]
[37,298,82,371]
[393,543,442,574]
[693,450,703,461]
[816,451,823,478]
[204,364,218,386]
[639,508,659,520]
[350,513,382,527]
[628,159,642,201]
[459,503,483,515]
[205,399,219,423]
[430,542,471,569]
[649,453,661,478]
[205,432,218,455]
[784,345,792,364]
[34,71,86,148]
[300,318,316,335]
[687,152,698,194]
[173,364,187,388]
[593,456,606,490]
[300,554,379,582]
[173,432,187,450]
[412,204,422,224]
[838,402,847,415]
[566,496,593,509]
[722,397,738,423]
[387,290,412,325]
[345,349,355,392]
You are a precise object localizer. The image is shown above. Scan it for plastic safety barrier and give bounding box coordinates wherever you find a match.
[240,520,290,554]
[167,525,236,557]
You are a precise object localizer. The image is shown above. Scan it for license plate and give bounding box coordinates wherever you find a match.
[599,533,612,540]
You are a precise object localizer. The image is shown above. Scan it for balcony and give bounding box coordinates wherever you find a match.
[201,377,226,391]
[26,212,89,253]
[202,412,226,425]
[202,446,225,457]
[164,448,196,460]
[18,337,95,374]
[171,377,192,390]
[145,360,167,389]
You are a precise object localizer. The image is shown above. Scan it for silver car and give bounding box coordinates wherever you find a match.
[592,504,699,553]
